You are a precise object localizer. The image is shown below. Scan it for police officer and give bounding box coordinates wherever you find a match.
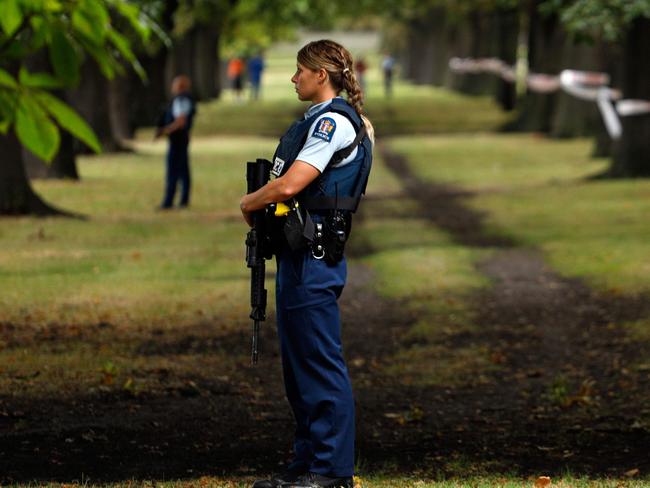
[156,74,196,209]
[240,40,374,488]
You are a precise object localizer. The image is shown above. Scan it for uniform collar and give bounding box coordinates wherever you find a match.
[303,96,343,119]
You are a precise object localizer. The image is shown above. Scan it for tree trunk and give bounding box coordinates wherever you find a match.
[127,50,169,131]
[508,5,565,132]
[463,13,500,96]
[403,26,431,85]
[0,132,63,215]
[22,54,80,179]
[445,18,473,92]
[127,0,180,131]
[191,25,219,100]
[495,8,519,111]
[67,62,126,153]
[166,34,194,92]
[108,76,133,141]
[429,8,450,87]
[24,130,78,180]
[609,18,650,176]
[550,42,603,138]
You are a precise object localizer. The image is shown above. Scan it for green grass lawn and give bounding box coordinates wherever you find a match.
[391,133,650,294]
[2,47,650,487]
[2,137,278,329]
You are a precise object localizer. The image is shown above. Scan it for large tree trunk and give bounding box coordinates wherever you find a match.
[460,13,500,96]
[402,25,432,85]
[127,0,179,131]
[445,18,474,92]
[508,5,565,132]
[22,54,80,179]
[167,24,221,101]
[609,18,650,176]
[127,50,169,131]
[108,76,133,142]
[550,42,603,138]
[429,9,451,87]
[0,133,63,215]
[67,62,126,153]
[24,130,78,180]
[167,34,194,90]
[495,8,519,111]
[192,25,220,100]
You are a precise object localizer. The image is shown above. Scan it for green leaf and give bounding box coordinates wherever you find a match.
[19,68,64,89]
[49,29,80,85]
[79,37,115,79]
[0,0,23,37]
[33,90,101,153]
[72,0,109,43]
[106,29,146,81]
[15,93,60,162]
[28,16,51,50]
[109,0,150,42]
[106,29,135,62]
[0,89,17,132]
[0,69,18,89]
[43,0,64,13]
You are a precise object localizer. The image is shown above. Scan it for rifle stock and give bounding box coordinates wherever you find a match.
[245,159,272,364]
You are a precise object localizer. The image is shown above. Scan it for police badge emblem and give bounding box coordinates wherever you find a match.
[312,117,336,142]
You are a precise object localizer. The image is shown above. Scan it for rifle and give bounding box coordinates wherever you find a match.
[245,159,272,364]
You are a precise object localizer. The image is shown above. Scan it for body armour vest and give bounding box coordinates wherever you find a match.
[272,97,372,214]
[163,92,196,146]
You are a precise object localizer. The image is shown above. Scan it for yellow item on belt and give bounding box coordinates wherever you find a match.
[274,201,292,217]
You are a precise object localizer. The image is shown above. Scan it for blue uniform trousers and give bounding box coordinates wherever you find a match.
[162,142,191,208]
[276,248,355,477]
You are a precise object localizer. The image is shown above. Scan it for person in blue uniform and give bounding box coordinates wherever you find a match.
[155,75,196,209]
[240,40,374,488]
[248,52,265,101]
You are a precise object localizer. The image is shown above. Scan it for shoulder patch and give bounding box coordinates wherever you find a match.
[312,117,336,142]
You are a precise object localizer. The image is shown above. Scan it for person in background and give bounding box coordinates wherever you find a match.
[228,56,245,101]
[381,53,395,98]
[155,75,196,210]
[248,52,266,101]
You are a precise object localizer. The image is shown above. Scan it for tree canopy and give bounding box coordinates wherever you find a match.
[0,0,151,161]
[541,0,650,40]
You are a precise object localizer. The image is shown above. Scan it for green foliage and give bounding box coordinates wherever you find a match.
[541,0,650,40]
[0,0,151,161]
[376,0,519,24]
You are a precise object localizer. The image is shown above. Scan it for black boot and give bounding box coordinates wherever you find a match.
[281,472,353,488]
[251,467,306,488]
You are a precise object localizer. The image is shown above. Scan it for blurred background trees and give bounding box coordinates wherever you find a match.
[1,0,649,216]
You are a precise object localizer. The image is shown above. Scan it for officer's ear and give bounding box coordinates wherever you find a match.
[316,68,328,85]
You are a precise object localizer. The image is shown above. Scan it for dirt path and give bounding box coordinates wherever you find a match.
[371,143,650,476]
[1,145,650,483]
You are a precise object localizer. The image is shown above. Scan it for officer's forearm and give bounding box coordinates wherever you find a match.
[240,161,319,212]
[163,115,187,135]
[240,177,293,212]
